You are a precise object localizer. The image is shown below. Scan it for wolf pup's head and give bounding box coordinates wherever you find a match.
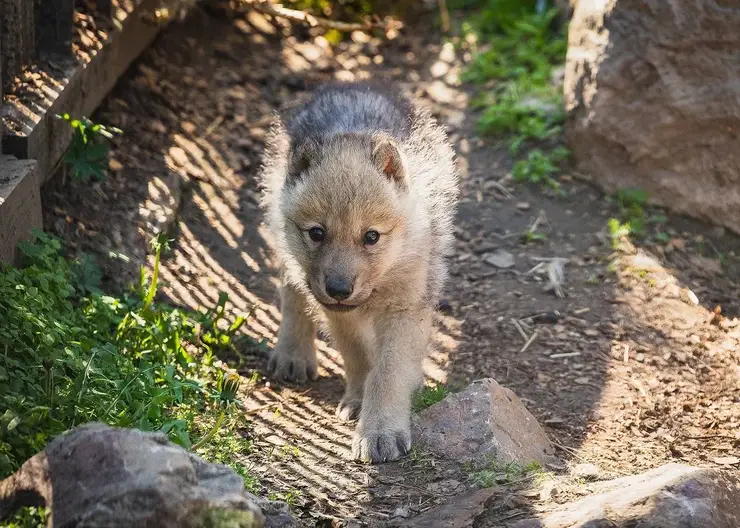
[279,132,411,312]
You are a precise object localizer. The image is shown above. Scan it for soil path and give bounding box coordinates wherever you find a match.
[43,3,740,525]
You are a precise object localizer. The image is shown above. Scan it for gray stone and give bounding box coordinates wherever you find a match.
[564,0,740,235]
[392,488,496,527]
[411,378,557,467]
[571,462,601,481]
[484,249,515,269]
[0,422,295,528]
[511,463,740,528]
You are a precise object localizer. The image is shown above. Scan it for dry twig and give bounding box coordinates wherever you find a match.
[520,330,539,353]
[512,318,529,341]
[239,0,396,32]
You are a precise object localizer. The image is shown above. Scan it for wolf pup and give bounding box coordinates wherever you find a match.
[259,81,459,463]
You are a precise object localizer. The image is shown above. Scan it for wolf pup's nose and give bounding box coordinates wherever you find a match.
[325,276,353,301]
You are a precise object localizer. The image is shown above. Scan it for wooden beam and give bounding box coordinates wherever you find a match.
[35,0,75,55]
[1,0,36,89]
[2,0,165,185]
[1,25,4,155]
[0,156,41,265]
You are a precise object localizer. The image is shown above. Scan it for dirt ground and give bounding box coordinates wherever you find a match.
[41,2,740,526]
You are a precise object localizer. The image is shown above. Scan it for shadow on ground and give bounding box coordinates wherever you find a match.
[40,2,739,525]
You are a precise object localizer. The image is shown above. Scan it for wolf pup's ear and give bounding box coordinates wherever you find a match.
[371,134,407,188]
[287,139,319,183]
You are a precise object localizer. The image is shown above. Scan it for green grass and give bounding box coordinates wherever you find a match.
[1,232,257,525]
[466,457,544,488]
[607,187,669,244]
[608,218,632,249]
[455,0,569,189]
[412,383,450,412]
[512,146,569,191]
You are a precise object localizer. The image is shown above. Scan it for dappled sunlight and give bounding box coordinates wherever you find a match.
[31,0,740,524]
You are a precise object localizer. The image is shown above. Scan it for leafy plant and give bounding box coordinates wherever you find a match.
[609,188,669,241]
[57,114,121,182]
[608,218,631,249]
[457,0,570,189]
[412,383,449,412]
[512,147,569,190]
[467,457,543,488]
[0,231,253,483]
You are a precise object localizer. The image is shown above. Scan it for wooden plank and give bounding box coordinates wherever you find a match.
[1,32,4,155]
[1,0,36,89]
[2,0,165,185]
[35,0,75,55]
[0,156,41,265]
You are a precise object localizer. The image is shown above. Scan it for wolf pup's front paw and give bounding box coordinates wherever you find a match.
[267,347,318,384]
[352,424,411,463]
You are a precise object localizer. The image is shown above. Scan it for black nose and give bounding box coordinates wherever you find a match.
[325,276,353,301]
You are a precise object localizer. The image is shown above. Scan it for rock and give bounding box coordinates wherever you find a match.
[411,378,557,467]
[0,423,294,528]
[393,488,496,527]
[572,462,600,480]
[511,463,740,528]
[248,495,298,528]
[564,1,740,235]
[484,249,516,269]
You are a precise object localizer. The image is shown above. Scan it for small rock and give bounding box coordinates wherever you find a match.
[712,456,739,466]
[539,478,560,501]
[511,463,740,528]
[411,378,557,467]
[484,249,516,269]
[393,488,496,528]
[572,463,600,480]
[108,158,124,172]
[472,241,499,254]
[516,201,531,211]
[680,288,700,306]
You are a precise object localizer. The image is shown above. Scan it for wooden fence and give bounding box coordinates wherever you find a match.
[0,0,164,263]
[0,0,115,152]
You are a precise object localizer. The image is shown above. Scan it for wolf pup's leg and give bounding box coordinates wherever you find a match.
[268,280,318,384]
[352,309,432,463]
[331,325,370,422]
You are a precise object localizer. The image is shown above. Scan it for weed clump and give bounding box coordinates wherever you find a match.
[457,0,569,190]
[0,232,253,486]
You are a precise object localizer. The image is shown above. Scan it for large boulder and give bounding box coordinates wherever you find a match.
[0,423,295,528]
[511,463,740,528]
[564,0,740,234]
[411,378,557,467]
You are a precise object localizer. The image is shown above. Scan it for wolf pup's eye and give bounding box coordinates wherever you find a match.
[308,227,326,242]
[363,230,380,245]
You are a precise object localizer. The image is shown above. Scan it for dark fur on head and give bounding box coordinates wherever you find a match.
[260,80,458,312]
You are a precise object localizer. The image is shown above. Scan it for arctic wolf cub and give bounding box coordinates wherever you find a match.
[259,81,459,463]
